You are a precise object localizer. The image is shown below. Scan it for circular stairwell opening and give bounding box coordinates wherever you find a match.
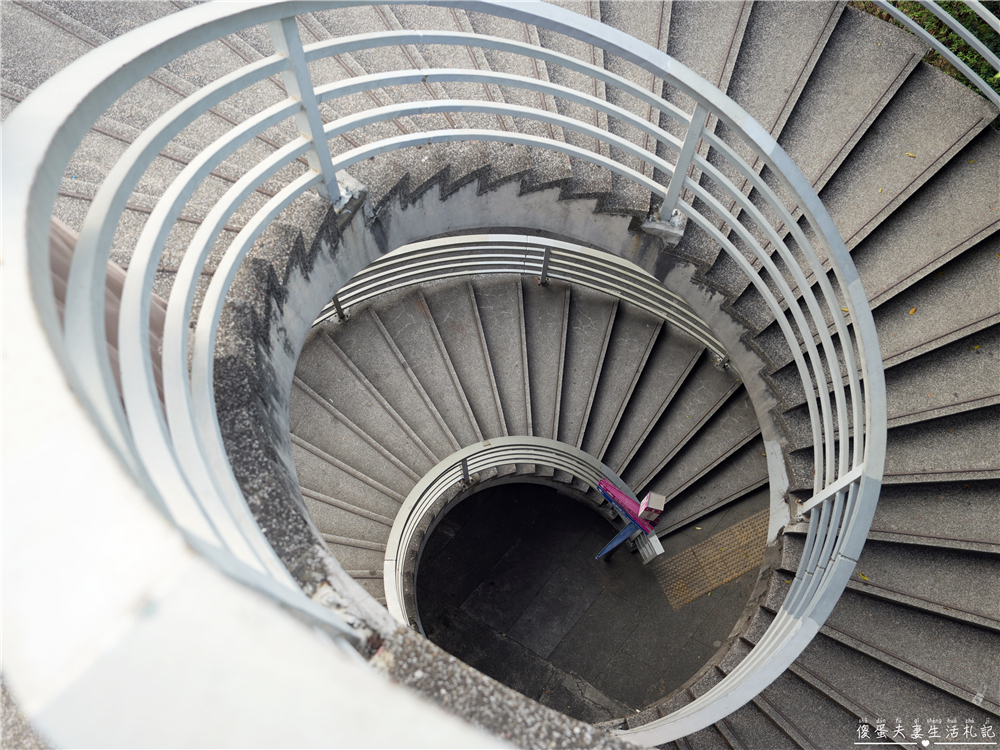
[415,481,769,723]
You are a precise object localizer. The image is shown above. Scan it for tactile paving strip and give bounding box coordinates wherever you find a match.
[652,510,769,610]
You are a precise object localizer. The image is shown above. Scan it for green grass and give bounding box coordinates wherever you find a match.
[850,1,1000,100]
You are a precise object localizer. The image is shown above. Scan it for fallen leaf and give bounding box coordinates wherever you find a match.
[905,152,916,158]
[859,572,870,581]
[974,344,981,349]
[909,307,917,315]
[695,526,701,530]
[878,187,883,193]
[841,308,849,312]
[970,159,976,164]
[784,580,791,584]
[707,593,711,597]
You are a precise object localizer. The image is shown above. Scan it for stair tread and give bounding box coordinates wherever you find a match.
[869,480,1000,549]
[289,384,417,498]
[423,278,507,441]
[850,539,1000,627]
[825,588,1000,711]
[882,406,1000,483]
[773,6,928,196]
[884,327,1000,429]
[794,633,999,733]
[654,443,769,536]
[648,386,760,501]
[580,303,663,463]
[471,275,532,441]
[622,355,738,491]
[522,278,570,443]
[293,441,403,515]
[596,0,673,217]
[601,325,704,475]
[372,289,482,448]
[534,0,612,198]
[720,701,800,750]
[296,328,436,476]
[757,668,860,750]
[558,287,618,449]
[817,62,998,252]
[851,128,1000,308]
[463,9,573,189]
[329,308,460,460]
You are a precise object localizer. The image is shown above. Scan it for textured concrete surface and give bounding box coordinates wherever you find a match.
[557,288,617,451]
[2,679,50,750]
[824,589,1000,712]
[601,328,703,475]
[580,303,662,463]
[622,356,738,491]
[869,480,1000,549]
[648,386,759,500]
[522,278,571,442]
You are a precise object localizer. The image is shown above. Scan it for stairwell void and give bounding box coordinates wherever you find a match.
[4,1,999,748]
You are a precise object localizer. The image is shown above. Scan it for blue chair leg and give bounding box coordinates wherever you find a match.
[596,521,641,560]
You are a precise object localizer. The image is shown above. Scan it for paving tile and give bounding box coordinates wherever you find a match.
[547,590,645,684]
[506,564,605,659]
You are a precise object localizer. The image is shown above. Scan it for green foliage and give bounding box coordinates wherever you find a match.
[850,1,1000,99]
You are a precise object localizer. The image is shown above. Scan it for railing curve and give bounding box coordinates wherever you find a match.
[1,0,886,744]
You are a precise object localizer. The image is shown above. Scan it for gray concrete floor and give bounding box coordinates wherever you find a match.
[417,484,760,723]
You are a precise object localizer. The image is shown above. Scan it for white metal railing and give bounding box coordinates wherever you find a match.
[872,0,1000,109]
[314,233,726,357]
[1,0,886,745]
[383,436,662,631]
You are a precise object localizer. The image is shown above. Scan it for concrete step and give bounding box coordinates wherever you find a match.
[600,325,703,476]
[292,440,403,527]
[328,306,461,461]
[755,668,861,750]
[653,0,752,223]
[724,6,926,269]
[790,633,1000,735]
[522,278,571,451]
[372,288,482,448]
[463,8,574,191]
[579,303,662,464]
[557,287,618,449]
[553,287,617,483]
[621,356,740,492]
[388,3,544,189]
[422,279,508,441]
[646,387,760,501]
[653,441,769,537]
[779,326,1000,452]
[533,0,613,199]
[764,5,927,199]
[868,480,1000,555]
[593,1,674,218]
[881,405,1000,485]
[470,275,533,452]
[700,0,843,239]
[716,700,800,750]
[848,539,1000,631]
[823,588,1000,712]
[765,229,1000,410]
[289,379,420,499]
[816,63,998,253]
[295,326,437,476]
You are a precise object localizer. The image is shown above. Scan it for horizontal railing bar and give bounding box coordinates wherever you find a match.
[303,29,692,129]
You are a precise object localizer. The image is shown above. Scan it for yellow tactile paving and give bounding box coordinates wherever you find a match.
[653,510,769,610]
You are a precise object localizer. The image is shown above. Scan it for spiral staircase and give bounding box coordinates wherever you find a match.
[3,1,998,748]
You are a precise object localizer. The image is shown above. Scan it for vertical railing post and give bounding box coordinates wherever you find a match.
[332,294,348,323]
[660,103,708,218]
[539,247,551,286]
[267,16,341,203]
[461,457,470,484]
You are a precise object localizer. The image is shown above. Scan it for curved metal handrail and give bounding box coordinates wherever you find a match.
[314,233,726,356]
[383,436,644,628]
[1,1,886,744]
[872,0,1000,109]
